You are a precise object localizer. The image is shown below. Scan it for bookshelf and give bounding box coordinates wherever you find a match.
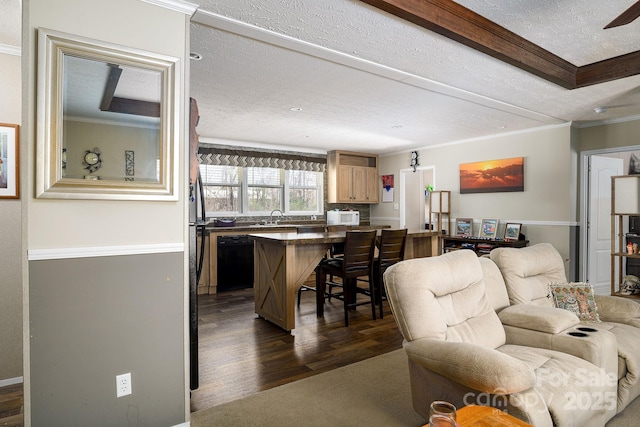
[611,175,640,298]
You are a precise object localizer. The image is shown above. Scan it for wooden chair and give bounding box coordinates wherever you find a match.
[296,225,327,307]
[373,228,408,319]
[325,225,349,299]
[316,230,377,326]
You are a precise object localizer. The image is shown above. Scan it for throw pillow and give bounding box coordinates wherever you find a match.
[620,275,640,295]
[548,282,601,322]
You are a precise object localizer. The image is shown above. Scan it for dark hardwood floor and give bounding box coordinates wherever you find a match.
[0,285,404,424]
[190,286,404,412]
[0,382,23,427]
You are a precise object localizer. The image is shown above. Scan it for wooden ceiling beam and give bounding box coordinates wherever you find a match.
[107,97,160,118]
[360,0,640,89]
[100,63,160,118]
[359,0,577,88]
[100,64,123,111]
[577,51,640,87]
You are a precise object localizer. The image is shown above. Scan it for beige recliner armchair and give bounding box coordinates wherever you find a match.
[490,243,640,413]
[384,249,617,427]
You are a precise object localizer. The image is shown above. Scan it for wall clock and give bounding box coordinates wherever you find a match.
[83,147,102,173]
[410,151,419,172]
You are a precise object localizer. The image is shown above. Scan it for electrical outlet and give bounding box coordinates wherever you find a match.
[116,373,132,398]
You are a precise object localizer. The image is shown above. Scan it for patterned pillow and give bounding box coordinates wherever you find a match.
[548,282,601,323]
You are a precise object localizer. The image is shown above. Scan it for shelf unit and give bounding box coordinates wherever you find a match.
[443,236,528,256]
[429,190,450,235]
[611,175,640,297]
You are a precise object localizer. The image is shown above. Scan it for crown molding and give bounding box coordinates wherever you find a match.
[139,0,198,16]
[573,114,640,129]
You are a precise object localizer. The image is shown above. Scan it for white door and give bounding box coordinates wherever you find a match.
[587,155,623,295]
[400,167,434,231]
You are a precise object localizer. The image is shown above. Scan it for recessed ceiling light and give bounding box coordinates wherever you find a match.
[594,106,608,114]
[190,52,203,61]
[289,107,303,112]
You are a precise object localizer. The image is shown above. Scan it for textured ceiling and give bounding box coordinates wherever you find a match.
[456,0,640,66]
[2,1,640,155]
[191,0,640,154]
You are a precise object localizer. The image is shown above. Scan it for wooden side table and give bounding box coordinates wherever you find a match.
[423,405,533,427]
[456,405,533,426]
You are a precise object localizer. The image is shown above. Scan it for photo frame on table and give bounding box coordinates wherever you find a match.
[455,218,473,236]
[504,223,522,241]
[0,123,19,199]
[478,218,498,239]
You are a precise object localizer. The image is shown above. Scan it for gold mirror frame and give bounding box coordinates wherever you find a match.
[36,28,179,200]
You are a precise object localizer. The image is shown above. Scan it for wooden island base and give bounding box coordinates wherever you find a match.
[251,230,439,331]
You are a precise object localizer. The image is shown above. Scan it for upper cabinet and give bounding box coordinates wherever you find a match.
[327,150,379,204]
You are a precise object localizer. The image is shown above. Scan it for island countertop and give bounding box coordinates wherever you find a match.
[248,229,440,245]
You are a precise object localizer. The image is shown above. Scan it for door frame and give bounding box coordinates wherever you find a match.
[579,145,640,281]
[399,165,436,230]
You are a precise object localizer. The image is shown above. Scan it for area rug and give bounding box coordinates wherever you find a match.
[190,348,640,427]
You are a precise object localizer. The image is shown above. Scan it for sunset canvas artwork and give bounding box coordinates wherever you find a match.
[459,157,524,194]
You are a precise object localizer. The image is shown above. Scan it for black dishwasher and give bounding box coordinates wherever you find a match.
[217,235,254,292]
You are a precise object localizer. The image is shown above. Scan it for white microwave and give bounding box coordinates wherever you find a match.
[327,210,360,226]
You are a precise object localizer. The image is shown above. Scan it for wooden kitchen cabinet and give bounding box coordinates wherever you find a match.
[328,150,379,203]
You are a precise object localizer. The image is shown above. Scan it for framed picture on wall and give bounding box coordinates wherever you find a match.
[504,223,522,241]
[460,157,524,194]
[479,218,498,239]
[455,218,473,236]
[0,123,19,199]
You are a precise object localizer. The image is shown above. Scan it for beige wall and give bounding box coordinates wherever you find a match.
[578,119,640,153]
[24,0,191,424]
[372,124,575,264]
[27,0,186,251]
[64,121,159,180]
[0,51,23,382]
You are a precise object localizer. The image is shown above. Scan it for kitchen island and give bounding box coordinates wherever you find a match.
[199,222,374,294]
[250,229,440,331]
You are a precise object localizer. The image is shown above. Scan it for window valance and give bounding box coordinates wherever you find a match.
[198,145,326,173]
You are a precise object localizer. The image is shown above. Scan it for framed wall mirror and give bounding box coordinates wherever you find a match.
[36,28,179,200]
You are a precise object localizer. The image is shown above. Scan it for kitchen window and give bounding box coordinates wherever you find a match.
[199,164,323,217]
[247,167,282,213]
[199,165,241,213]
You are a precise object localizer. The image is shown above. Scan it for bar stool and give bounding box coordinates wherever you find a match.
[373,228,408,318]
[315,230,377,326]
[325,225,349,299]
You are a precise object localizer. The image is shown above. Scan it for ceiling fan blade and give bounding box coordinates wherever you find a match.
[604,0,640,28]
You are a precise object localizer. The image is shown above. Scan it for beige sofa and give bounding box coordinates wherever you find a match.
[489,243,640,414]
[384,249,618,427]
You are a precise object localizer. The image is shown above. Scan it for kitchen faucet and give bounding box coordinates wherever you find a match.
[270,209,283,225]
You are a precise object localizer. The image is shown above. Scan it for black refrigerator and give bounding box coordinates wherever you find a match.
[188,98,205,391]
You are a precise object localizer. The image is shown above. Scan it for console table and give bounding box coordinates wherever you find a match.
[443,236,528,256]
